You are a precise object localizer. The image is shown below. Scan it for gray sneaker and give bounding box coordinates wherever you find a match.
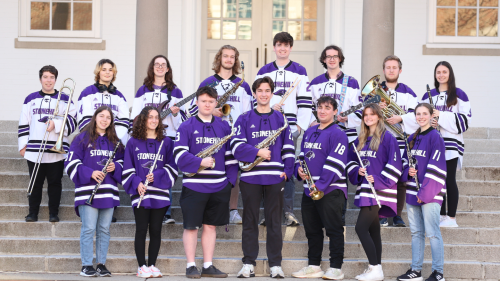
[229,209,243,224]
[285,212,299,226]
[270,266,285,278]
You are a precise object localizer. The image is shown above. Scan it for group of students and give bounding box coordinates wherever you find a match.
[17,31,471,281]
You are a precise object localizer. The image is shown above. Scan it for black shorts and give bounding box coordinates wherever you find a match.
[179,183,232,230]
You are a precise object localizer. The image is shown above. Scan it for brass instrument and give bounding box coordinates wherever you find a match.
[239,114,289,172]
[184,126,238,177]
[27,78,76,197]
[216,61,245,116]
[137,140,164,208]
[298,157,324,200]
[361,75,406,138]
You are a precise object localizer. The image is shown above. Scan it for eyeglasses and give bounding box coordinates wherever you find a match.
[326,55,340,61]
[154,63,167,69]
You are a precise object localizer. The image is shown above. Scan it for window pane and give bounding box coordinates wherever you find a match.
[31,2,50,30]
[273,0,286,18]
[272,20,285,37]
[73,3,92,30]
[288,21,301,40]
[288,0,302,19]
[436,8,456,35]
[458,8,477,35]
[208,19,221,39]
[239,0,252,18]
[458,0,477,6]
[238,20,252,39]
[480,0,499,6]
[304,0,317,19]
[223,20,237,39]
[223,0,237,18]
[437,0,456,6]
[303,21,316,40]
[479,8,498,35]
[52,2,70,30]
[208,0,221,18]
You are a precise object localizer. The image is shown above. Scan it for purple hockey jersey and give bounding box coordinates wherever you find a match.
[174,116,238,193]
[346,132,402,218]
[230,109,294,185]
[64,132,124,216]
[122,137,178,209]
[401,127,447,206]
[294,123,349,197]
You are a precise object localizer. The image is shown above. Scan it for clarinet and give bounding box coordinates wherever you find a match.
[85,141,121,206]
[137,140,164,208]
[403,132,421,191]
[352,144,381,208]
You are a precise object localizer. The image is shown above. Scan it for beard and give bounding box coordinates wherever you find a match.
[221,63,233,71]
[384,74,399,83]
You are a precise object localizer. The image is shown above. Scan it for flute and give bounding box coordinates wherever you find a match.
[137,140,164,208]
[352,144,381,208]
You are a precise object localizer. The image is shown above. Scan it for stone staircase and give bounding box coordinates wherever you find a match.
[0,120,499,280]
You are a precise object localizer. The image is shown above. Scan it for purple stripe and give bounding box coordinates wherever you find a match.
[296,100,312,105]
[444,141,465,152]
[18,128,30,133]
[79,119,90,130]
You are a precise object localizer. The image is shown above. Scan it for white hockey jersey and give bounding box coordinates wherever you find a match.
[18,90,77,163]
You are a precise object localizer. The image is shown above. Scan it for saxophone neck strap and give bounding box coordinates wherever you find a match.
[338,75,350,126]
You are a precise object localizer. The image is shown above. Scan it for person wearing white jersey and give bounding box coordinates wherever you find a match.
[255,32,312,226]
[188,45,253,225]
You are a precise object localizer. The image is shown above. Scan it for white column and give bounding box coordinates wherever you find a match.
[324,0,345,48]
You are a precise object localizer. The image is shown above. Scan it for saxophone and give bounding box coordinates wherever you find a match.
[239,114,289,172]
[184,126,238,177]
[217,61,245,117]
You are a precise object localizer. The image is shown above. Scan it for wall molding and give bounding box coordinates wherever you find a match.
[15,38,106,50]
[423,45,500,56]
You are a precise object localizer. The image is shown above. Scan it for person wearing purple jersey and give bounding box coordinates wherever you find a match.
[346,104,402,281]
[174,86,238,279]
[65,106,124,277]
[231,77,294,278]
[290,96,348,280]
[122,106,178,278]
[396,103,447,281]
[19,65,77,223]
[378,55,419,227]
[188,45,253,225]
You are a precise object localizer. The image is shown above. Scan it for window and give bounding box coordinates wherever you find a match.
[207,0,253,40]
[19,0,101,38]
[272,0,317,41]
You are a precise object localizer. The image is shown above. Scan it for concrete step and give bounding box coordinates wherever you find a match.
[465,139,500,152]
[0,133,18,146]
[0,145,20,158]
[463,152,500,166]
[0,121,17,132]
[458,166,500,181]
[464,127,500,140]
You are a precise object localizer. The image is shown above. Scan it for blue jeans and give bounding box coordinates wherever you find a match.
[407,203,444,273]
[78,205,114,266]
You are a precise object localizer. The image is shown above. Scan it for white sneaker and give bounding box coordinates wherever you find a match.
[237,264,255,278]
[358,265,384,281]
[440,215,448,223]
[291,265,324,278]
[440,216,458,227]
[137,265,153,278]
[230,209,243,224]
[270,266,285,278]
[323,268,344,280]
[285,212,300,226]
[149,265,162,278]
[355,268,368,280]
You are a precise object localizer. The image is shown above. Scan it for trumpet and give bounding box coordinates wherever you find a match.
[27,78,76,197]
[298,157,324,200]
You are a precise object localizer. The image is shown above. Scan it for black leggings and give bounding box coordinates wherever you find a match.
[441,158,459,217]
[355,205,382,266]
[133,206,168,267]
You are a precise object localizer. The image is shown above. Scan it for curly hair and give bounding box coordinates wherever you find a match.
[131,106,165,141]
[143,55,176,91]
[212,45,241,75]
[319,45,345,69]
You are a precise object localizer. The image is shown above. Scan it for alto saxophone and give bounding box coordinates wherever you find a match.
[216,61,245,117]
[184,126,238,177]
[239,114,289,172]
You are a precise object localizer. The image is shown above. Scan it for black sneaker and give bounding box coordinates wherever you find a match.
[393,215,406,227]
[186,265,201,279]
[112,216,117,223]
[163,215,175,224]
[397,268,423,281]
[425,270,445,281]
[80,265,98,277]
[201,265,228,278]
[49,214,59,222]
[25,214,38,222]
[96,263,112,277]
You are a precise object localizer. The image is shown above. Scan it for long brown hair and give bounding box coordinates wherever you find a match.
[212,45,241,75]
[409,103,434,149]
[434,61,457,108]
[357,104,386,151]
[131,106,165,141]
[143,55,176,91]
[80,106,121,147]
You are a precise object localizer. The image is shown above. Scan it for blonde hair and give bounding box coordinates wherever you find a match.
[212,45,241,75]
[94,59,117,83]
[357,104,386,151]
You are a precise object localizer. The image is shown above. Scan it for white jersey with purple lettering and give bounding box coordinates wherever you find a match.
[308,72,361,142]
[255,61,312,134]
[421,88,471,169]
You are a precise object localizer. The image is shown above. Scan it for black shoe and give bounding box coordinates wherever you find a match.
[186,265,201,279]
[111,216,117,223]
[425,270,445,281]
[397,268,423,281]
[80,265,98,277]
[393,215,406,227]
[163,214,175,224]
[201,265,228,278]
[25,214,38,222]
[379,218,388,227]
[96,263,112,277]
[49,214,59,222]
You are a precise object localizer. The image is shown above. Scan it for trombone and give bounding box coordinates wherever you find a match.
[27,78,76,197]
